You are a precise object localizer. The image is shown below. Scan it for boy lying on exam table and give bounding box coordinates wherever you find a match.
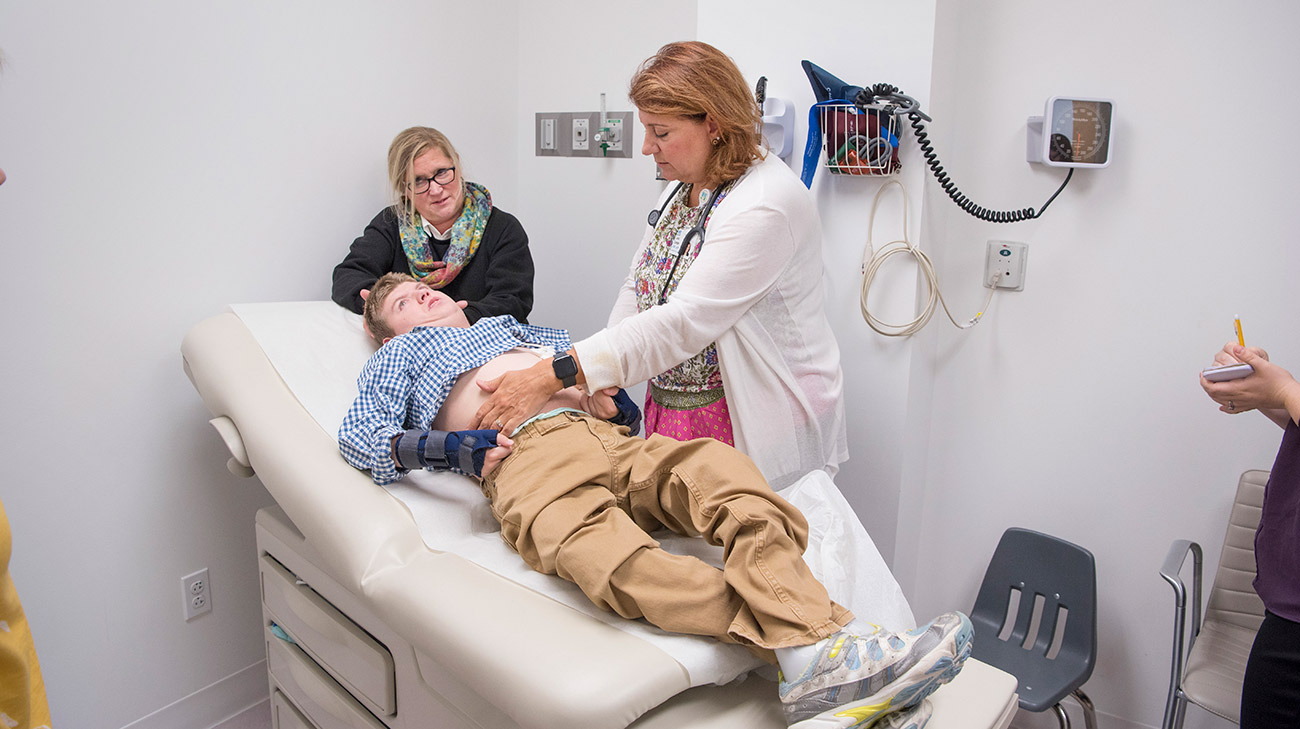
[338,272,972,729]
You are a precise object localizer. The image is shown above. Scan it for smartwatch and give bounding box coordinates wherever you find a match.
[552,352,578,388]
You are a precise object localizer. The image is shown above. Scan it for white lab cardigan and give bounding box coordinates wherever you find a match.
[574,152,848,488]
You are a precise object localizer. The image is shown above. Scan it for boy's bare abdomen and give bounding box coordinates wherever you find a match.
[433,349,585,431]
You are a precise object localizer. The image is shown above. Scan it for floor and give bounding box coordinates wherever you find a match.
[211,700,271,729]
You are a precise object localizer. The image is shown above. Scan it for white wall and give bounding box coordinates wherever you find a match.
[0,2,520,726]
[909,2,1300,728]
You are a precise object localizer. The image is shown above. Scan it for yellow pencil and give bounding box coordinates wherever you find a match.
[1235,316,1245,347]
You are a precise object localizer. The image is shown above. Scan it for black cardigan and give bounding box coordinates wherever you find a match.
[332,206,535,323]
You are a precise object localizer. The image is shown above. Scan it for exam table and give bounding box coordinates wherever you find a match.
[181,305,1019,729]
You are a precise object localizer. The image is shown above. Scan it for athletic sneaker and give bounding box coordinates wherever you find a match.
[778,612,972,728]
[878,699,933,729]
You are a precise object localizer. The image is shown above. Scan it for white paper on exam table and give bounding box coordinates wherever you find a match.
[231,301,914,686]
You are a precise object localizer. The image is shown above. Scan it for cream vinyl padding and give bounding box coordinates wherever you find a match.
[1181,470,1267,722]
[181,304,1019,729]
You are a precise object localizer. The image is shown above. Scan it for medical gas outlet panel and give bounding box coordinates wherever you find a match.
[536,111,634,158]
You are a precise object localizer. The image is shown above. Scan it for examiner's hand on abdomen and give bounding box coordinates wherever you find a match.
[472,360,562,433]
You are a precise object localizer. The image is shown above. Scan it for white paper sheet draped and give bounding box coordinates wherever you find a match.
[231,301,913,687]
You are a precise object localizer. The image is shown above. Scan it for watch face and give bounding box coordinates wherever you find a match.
[553,353,578,383]
[1048,99,1112,165]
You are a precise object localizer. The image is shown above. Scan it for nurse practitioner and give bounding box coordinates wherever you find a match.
[476,42,846,489]
[332,126,535,324]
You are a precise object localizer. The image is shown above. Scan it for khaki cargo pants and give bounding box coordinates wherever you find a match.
[481,411,851,653]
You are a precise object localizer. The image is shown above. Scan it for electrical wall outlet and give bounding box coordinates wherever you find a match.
[182,568,212,621]
[984,240,1028,291]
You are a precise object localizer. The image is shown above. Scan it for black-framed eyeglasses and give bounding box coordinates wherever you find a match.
[409,167,457,194]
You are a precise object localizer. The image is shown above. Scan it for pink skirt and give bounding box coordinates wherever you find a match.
[643,387,735,446]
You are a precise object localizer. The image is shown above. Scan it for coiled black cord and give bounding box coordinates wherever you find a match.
[856,83,1072,224]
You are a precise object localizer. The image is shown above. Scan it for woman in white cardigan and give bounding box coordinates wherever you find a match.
[475,41,845,490]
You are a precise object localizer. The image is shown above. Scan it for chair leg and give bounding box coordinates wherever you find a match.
[1071,689,1097,729]
[1161,693,1179,729]
[1162,690,1188,729]
[1052,703,1072,729]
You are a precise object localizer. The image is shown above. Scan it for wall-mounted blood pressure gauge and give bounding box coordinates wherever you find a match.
[1027,97,1114,168]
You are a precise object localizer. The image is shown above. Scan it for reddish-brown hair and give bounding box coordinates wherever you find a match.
[629,41,763,185]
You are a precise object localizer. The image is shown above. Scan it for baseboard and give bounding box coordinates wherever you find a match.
[120,661,268,729]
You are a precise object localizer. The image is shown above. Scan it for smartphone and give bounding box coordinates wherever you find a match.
[1201,363,1254,382]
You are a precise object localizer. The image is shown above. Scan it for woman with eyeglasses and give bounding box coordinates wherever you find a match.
[472,42,845,492]
[332,126,535,323]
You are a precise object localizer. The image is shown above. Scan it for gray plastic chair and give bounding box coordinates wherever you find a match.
[970,528,1098,729]
[1159,469,1267,729]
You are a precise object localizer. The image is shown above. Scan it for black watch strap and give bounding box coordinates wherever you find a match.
[552,352,578,389]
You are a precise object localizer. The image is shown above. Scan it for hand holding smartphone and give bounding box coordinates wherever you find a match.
[1201,363,1254,382]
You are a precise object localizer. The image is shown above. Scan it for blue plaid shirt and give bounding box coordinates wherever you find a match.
[338,315,572,485]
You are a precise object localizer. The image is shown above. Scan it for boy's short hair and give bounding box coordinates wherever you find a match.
[363,272,418,343]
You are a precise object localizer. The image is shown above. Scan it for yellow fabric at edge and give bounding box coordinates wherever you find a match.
[0,497,51,729]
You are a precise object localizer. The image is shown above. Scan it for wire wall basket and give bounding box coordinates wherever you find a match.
[819,103,902,176]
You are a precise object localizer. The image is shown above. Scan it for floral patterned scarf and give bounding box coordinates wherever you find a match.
[397,181,492,288]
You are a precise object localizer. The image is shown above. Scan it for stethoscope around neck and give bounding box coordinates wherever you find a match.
[647,179,734,305]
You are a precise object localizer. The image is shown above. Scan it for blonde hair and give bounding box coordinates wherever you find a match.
[363,272,419,343]
[386,126,463,224]
[629,41,763,185]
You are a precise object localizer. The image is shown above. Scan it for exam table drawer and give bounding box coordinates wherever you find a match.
[271,689,315,729]
[261,554,396,717]
[267,627,388,729]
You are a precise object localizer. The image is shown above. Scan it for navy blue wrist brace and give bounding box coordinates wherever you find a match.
[393,429,499,478]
